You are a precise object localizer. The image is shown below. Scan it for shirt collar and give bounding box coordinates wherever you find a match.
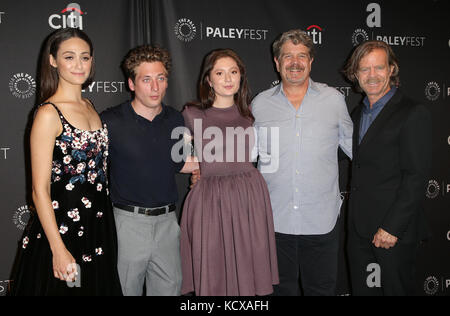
[363,86,397,112]
[127,100,167,121]
[272,78,319,98]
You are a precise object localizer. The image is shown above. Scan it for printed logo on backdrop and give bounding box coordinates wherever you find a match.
[82,81,126,94]
[0,280,11,296]
[425,82,448,101]
[426,179,449,199]
[352,29,370,46]
[425,82,441,101]
[1,147,10,160]
[334,86,353,97]
[352,3,426,47]
[271,80,280,88]
[174,18,197,42]
[424,276,450,295]
[174,18,269,42]
[12,205,32,231]
[9,73,36,99]
[424,276,439,295]
[269,81,352,97]
[49,3,85,30]
[0,11,5,24]
[306,25,323,45]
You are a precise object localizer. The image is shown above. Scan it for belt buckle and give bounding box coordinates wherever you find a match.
[142,205,170,216]
[143,208,153,216]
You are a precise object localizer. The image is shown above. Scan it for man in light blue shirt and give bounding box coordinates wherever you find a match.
[252,29,353,296]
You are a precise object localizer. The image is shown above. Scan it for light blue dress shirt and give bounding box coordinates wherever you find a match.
[252,79,353,235]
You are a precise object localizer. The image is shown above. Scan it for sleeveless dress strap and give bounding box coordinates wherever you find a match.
[37,102,68,127]
[86,98,96,111]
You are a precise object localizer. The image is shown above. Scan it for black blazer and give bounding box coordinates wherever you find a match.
[349,90,432,242]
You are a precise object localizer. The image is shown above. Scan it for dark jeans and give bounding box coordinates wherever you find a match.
[273,222,340,296]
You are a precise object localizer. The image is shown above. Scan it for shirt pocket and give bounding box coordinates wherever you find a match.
[256,118,292,155]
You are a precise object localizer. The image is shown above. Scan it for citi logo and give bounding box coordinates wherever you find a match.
[49,3,85,30]
[306,25,323,45]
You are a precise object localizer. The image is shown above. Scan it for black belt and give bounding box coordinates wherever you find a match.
[114,203,176,216]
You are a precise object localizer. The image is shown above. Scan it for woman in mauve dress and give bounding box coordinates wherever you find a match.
[180,49,279,296]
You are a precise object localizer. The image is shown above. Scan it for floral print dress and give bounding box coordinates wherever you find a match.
[10,102,122,296]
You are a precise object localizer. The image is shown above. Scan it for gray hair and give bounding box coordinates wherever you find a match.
[272,29,315,60]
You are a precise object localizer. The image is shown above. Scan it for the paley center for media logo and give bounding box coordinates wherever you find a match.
[352,28,426,47]
[49,3,85,30]
[0,280,11,296]
[424,276,450,296]
[352,3,426,47]
[9,73,36,99]
[174,18,197,42]
[425,82,448,101]
[426,179,449,199]
[12,205,33,231]
[174,18,269,42]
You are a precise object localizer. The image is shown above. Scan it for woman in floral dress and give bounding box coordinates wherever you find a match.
[9,29,122,296]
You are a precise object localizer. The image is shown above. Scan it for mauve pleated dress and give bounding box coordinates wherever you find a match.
[180,105,279,296]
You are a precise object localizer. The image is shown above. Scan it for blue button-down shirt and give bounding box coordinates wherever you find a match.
[252,79,353,235]
[359,87,397,144]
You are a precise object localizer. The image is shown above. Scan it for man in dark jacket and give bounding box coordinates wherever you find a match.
[343,40,432,296]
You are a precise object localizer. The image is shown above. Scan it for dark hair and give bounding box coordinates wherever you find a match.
[122,45,171,82]
[273,29,315,61]
[188,49,253,122]
[343,40,400,92]
[39,28,95,104]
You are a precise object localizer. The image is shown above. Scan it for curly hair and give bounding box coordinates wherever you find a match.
[122,45,171,82]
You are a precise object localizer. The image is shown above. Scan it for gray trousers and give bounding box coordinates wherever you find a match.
[113,206,182,296]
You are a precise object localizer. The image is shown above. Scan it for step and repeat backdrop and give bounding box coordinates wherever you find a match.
[1,0,449,296]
